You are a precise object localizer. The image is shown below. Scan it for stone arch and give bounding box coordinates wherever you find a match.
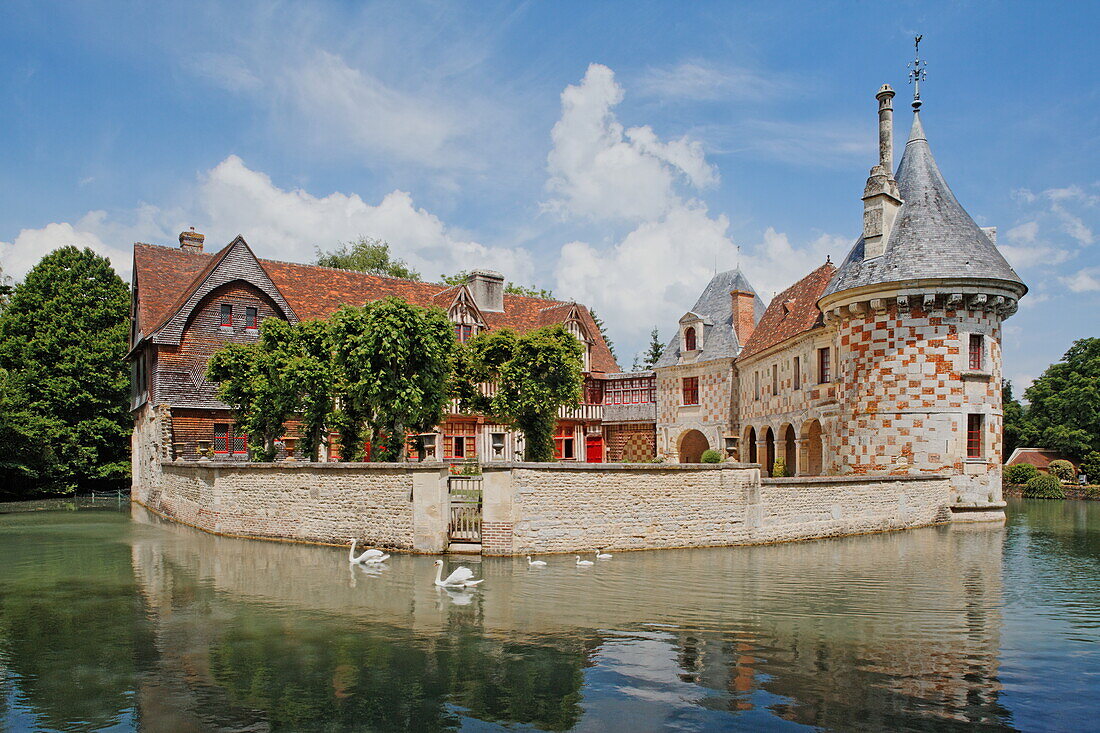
[801,419,823,476]
[743,426,757,464]
[678,429,710,463]
[762,427,775,476]
[782,423,797,476]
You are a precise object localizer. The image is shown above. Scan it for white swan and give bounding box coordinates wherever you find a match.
[576,555,594,566]
[433,559,485,588]
[526,556,547,567]
[349,539,385,564]
[595,549,612,560]
[362,553,390,564]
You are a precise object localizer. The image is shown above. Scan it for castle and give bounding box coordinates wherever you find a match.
[130,75,1024,519]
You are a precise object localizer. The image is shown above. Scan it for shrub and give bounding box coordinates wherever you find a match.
[1023,474,1065,499]
[772,458,788,478]
[700,449,722,464]
[1004,463,1039,484]
[1048,459,1075,483]
[1078,452,1100,485]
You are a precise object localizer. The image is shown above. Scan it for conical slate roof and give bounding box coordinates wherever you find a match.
[654,268,766,367]
[823,112,1026,297]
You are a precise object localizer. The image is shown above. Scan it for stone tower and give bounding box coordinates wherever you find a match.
[818,84,1027,521]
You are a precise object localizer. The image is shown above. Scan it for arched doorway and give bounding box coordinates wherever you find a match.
[763,427,775,476]
[679,430,709,463]
[783,424,797,476]
[744,426,757,464]
[802,419,823,476]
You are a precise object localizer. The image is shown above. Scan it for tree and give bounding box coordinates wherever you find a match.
[316,237,421,280]
[1002,380,1026,460]
[0,247,130,495]
[637,327,665,370]
[207,319,300,461]
[1021,337,1100,461]
[440,270,555,298]
[588,309,616,362]
[284,319,335,462]
[329,298,456,461]
[461,325,583,462]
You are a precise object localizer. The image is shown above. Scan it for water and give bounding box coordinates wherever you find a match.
[0,498,1096,732]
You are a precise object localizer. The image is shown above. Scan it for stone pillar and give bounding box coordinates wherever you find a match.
[481,467,516,555]
[411,466,450,553]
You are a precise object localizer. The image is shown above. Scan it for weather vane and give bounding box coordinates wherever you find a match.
[908,34,927,110]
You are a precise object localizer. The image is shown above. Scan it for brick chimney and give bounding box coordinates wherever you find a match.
[730,290,756,346]
[179,227,205,253]
[465,270,505,312]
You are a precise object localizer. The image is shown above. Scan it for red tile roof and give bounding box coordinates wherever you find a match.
[1005,448,1076,471]
[133,242,619,372]
[737,262,836,360]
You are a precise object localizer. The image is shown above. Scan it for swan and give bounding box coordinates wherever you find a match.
[576,555,594,566]
[595,549,612,560]
[362,553,390,564]
[526,556,547,567]
[349,539,385,564]
[433,559,485,588]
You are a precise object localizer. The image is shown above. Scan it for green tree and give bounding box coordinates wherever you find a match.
[207,319,300,461]
[329,298,456,461]
[638,327,665,370]
[1022,337,1100,461]
[463,325,583,462]
[588,309,616,362]
[1002,380,1026,460]
[440,270,555,298]
[284,319,335,462]
[315,237,421,280]
[0,247,130,495]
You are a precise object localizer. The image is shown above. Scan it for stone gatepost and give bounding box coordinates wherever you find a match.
[411,466,450,553]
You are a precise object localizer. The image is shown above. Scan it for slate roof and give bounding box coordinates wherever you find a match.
[738,261,836,360]
[823,111,1026,297]
[132,242,619,373]
[654,268,766,367]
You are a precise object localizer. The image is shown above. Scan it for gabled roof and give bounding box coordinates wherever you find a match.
[738,262,836,360]
[133,241,620,372]
[654,268,765,368]
[824,111,1026,298]
[1005,448,1076,470]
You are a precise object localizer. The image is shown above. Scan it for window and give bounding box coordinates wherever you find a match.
[443,421,478,460]
[754,371,760,400]
[553,425,576,459]
[793,356,801,390]
[604,377,655,405]
[214,423,247,455]
[454,324,474,343]
[682,376,699,406]
[967,414,984,458]
[684,326,696,351]
[817,347,831,384]
[245,306,258,330]
[969,334,984,371]
[771,364,779,396]
[220,303,233,327]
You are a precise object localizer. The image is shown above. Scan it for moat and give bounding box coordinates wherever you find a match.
[1,498,1096,732]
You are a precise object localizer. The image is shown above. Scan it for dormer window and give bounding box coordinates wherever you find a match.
[454,324,474,343]
[245,306,258,330]
[684,326,697,352]
[220,303,232,327]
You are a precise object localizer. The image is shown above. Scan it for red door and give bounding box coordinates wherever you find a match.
[585,435,604,463]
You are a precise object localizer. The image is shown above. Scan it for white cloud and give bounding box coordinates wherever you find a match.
[1062,268,1100,293]
[544,64,717,222]
[1,156,531,285]
[637,61,793,102]
[188,52,262,93]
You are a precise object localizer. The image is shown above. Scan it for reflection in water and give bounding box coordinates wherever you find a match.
[1,498,1098,730]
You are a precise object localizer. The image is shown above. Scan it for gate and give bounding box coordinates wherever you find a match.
[447,476,483,543]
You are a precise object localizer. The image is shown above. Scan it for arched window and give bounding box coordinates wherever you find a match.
[684,326,696,352]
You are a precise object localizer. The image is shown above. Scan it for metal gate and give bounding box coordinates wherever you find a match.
[448,476,483,543]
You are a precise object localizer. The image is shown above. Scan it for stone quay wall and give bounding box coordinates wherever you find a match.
[135,458,956,554]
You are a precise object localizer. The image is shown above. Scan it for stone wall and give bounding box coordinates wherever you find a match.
[134,458,959,555]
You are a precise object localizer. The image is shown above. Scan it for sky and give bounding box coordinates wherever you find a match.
[0,1,1096,389]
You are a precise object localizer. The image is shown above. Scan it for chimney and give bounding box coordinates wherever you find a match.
[179,227,205,253]
[862,85,902,260]
[465,269,505,312]
[730,290,756,346]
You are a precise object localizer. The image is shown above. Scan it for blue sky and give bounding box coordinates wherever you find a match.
[1,1,1096,388]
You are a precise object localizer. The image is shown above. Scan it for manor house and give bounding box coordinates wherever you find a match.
[129,80,1024,516]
